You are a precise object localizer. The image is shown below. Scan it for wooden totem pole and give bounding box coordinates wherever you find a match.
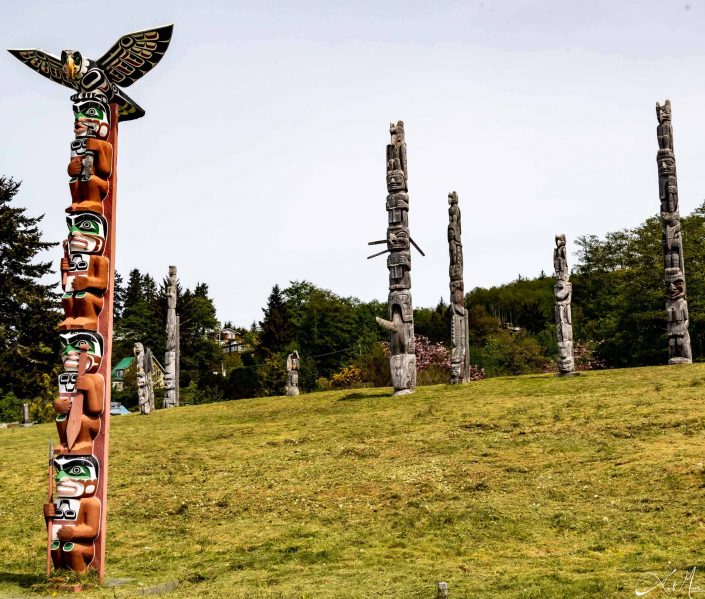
[286,351,301,396]
[447,192,469,384]
[656,100,692,364]
[134,342,155,415]
[553,234,575,375]
[164,265,180,408]
[368,121,424,396]
[9,25,173,579]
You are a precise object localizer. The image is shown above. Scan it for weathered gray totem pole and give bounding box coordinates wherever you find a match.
[8,25,173,581]
[447,192,469,383]
[368,121,424,396]
[286,351,300,396]
[164,265,180,407]
[134,342,155,414]
[656,100,692,364]
[553,234,575,375]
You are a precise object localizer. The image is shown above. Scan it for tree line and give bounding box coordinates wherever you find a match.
[3,175,705,418]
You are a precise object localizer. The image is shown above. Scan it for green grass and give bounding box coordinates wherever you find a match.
[2,365,705,597]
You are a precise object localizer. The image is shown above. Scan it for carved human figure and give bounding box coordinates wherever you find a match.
[55,370,104,454]
[44,455,101,573]
[553,234,568,280]
[286,351,300,396]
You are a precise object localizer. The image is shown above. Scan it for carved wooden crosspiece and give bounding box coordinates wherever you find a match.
[656,100,692,364]
[8,25,173,579]
[553,234,575,374]
[368,121,424,396]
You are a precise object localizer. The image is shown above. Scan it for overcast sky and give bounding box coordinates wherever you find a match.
[3,0,705,327]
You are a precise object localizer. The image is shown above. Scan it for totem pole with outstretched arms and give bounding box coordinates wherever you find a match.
[9,24,173,579]
[655,100,692,364]
[368,121,424,395]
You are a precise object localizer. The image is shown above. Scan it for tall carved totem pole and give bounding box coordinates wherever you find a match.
[447,192,469,383]
[9,25,173,579]
[368,121,424,396]
[656,100,692,364]
[553,234,575,375]
[164,265,180,408]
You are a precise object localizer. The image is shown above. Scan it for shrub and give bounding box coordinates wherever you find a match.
[331,366,363,389]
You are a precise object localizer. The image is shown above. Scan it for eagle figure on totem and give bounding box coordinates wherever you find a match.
[8,25,173,121]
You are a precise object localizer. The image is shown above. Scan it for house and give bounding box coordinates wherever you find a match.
[111,353,166,390]
[214,327,250,354]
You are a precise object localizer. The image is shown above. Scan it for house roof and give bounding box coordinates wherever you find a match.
[112,356,135,378]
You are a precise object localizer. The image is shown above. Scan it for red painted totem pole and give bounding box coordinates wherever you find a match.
[8,25,173,579]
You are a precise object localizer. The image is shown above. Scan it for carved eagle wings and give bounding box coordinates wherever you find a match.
[8,25,173,121]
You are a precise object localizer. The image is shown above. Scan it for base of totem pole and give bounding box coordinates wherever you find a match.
[557,371,580,377]
[46,579,83,593]
[668,358,692,365]
[392,388,415,396]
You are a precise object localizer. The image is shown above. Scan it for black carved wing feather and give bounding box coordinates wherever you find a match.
[7,49,75,90]
[97,25,173,88]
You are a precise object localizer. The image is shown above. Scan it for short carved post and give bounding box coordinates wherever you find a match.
[22,403,30,425]
[656,100,692,364]
[285,351,300,396]
[553,234,575,374]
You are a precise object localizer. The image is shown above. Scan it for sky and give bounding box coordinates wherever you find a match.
[3,0,705,327]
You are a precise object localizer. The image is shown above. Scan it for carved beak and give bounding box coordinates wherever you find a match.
[66,55,75,80]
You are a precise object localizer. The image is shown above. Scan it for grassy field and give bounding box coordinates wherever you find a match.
[2,364,705,597]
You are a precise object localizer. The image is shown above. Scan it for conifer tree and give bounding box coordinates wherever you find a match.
[0,177,61,399]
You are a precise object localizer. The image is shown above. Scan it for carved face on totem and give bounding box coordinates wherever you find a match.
[54,455,99,499]
[386,160,406,192]
[658,155,675,178]
[665,272,685,300]
[555,234,566,248]
[554,280,572,302]
[72,94,110,139]
[60,331,103,372]
[134,342,145,361]
[66,213,107,254]
[387,226,410,251]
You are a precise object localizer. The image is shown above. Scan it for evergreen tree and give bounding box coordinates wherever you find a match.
[259,284,293,356]
[0,177,61,400]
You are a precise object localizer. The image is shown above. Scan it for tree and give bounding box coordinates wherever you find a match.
[0,177,61,400]
[259,284,293,356]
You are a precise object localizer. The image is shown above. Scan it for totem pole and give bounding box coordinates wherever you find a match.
[553,234,575,375]
[134,342,154,415]
[368,121,424,396]
[447,191,469,384]
[164,265,180,408]
[9,24,173,579]
[286,351,300,396]
[656,100,692,364]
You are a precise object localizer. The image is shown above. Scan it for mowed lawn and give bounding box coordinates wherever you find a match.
[2,365,705,597]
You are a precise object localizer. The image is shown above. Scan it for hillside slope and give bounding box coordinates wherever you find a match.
[2,365,705,597]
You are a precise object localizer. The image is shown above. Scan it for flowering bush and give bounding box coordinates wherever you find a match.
[331,366,363,389]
